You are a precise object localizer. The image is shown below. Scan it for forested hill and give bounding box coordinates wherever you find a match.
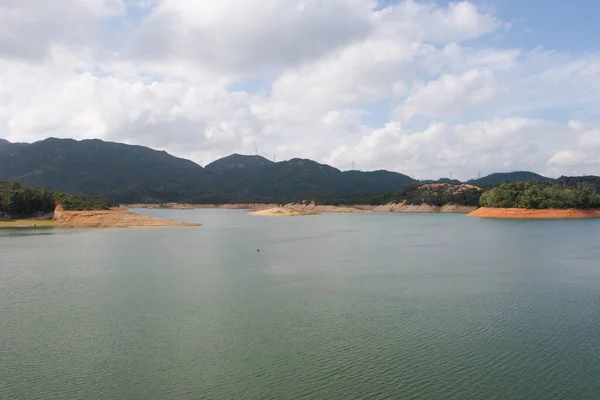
[0,138,204,203]
[0,137,595,204]
[468,171,552,186]
[555,175,600,191]
[0,181,113,219]
[0,138,415,203]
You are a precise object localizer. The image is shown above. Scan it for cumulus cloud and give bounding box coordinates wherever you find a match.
[395,68,499,121]
[374,0,500,44]
[1,0,600,179]
[0,0,124,60]
[548,123,600,175]
[127,0,375,73]
[325,118,572,179]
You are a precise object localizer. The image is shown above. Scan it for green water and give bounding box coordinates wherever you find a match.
[1,210,599,399]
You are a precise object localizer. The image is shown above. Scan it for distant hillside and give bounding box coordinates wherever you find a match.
[0,138,204,203]
[2,137,596,205]
[468,171,552,186]
[194,157,415,203]
[0,138,414,203]
[555,175,600,191]
[205,154,274,170]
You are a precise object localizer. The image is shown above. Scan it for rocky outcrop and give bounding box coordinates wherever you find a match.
[373,201,476,213]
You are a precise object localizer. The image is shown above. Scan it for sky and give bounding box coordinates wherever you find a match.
[1,0,600,180]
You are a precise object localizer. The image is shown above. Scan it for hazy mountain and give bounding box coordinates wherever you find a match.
[198,157,415,203]
[0,138,415,203]
[5,138,589,204]
[0,138,204,203]
[468,171,552,186]
[205,154,274,171]
[555,175,600,190]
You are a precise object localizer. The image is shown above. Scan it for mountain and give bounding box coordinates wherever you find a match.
[0,138,205,203]
[4,137,591,205]
[468,171,552,186]
[205,153,274,170]
[555,175,600,190]
[0,138,415,203]
[196,157,415,203]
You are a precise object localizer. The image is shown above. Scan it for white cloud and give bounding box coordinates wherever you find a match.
[326,118,579,179]
[127,0,375,74]
[396,69,498,121]
[0,0,124,60]
[548,124,600,175]
[0,0,600,179]
[375,0,500,44]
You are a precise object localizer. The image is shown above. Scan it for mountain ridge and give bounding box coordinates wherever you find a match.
[1,137,591,204]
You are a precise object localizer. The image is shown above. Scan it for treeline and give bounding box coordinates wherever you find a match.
[480,182,600,209]
[318,183,483,206]
[0,181,113,219]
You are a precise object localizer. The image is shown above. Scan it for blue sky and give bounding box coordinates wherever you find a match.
[384,0,600,51]
[487,0,600,50]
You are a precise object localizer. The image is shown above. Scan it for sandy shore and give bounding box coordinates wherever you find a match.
[247,206,320,217]
[53,206,200,228]
[125,203,276,210]
[248,203,377,216]
[125,202,477,216]
[468,208,600,219]
[288,204,373,214]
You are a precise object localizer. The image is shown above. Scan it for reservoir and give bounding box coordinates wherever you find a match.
[1,210,599,399]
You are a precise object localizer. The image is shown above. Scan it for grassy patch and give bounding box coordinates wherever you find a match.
[0,220,55,228]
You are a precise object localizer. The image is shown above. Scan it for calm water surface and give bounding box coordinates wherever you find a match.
[1,210,600,399]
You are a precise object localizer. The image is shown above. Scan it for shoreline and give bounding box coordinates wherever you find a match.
[52,206,200,228]
[0,220,56,228]
[247,206,320,217]
[468,208,600,219]
[126,203,478,215]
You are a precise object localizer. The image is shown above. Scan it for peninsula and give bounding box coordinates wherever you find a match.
[0,181,199,228]
[468,182,600,219]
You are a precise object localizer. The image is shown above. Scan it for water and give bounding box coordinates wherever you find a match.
[1,210,600,400]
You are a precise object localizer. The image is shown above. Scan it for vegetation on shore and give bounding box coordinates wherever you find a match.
[320,182,483,207]
[0,181,113,220]
[479,182,600,209]
[2,137,600,211]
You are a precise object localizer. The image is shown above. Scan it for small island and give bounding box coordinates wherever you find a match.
[468,182,600,219]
